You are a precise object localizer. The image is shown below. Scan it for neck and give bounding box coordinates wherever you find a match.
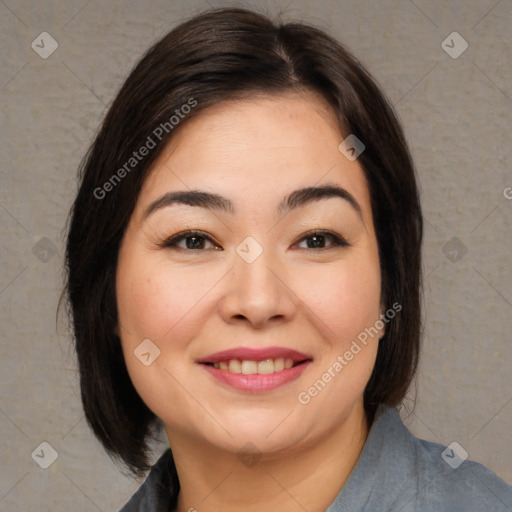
[169,400,369,512]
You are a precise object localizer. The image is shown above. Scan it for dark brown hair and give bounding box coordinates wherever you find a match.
[64,7,422,480]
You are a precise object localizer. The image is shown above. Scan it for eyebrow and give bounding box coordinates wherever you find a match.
[142,183,362,220]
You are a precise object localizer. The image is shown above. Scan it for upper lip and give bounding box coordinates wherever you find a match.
[197,346,312,364]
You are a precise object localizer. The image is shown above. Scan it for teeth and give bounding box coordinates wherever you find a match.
[257,359,274,374]
[210,357,300,374]
[241,360,257,374]
[228,359,242,373]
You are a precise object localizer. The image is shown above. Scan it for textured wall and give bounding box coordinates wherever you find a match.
[0,0,510,510]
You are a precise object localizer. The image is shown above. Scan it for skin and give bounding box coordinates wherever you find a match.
[116,92,383,512]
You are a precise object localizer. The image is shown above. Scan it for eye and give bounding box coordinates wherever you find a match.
[161,230,221,251]
[160,229,348,251]
[294,230,349,250]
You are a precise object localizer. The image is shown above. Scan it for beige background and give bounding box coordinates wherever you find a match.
[1,0,511,510]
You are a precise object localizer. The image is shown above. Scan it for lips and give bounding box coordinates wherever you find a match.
[198,347,311,365]
[197,346,312,392]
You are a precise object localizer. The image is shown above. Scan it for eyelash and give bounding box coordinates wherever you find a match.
[160,229,350,251]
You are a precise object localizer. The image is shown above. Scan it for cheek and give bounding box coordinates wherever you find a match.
[293,254,382,346]
[117,258,217,345]
[115,257,216,422]
[292,259,381,418]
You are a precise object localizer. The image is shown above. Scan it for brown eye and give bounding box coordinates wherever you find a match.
[295,230,349,250]
[163,230,221,251]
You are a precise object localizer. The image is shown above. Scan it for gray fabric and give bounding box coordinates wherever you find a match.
[120,406,512,511]
[326,406,512,511]
[120,449,177,512]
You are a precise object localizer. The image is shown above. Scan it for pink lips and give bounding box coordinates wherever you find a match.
[197,346,312,392]
[197,346,311,364]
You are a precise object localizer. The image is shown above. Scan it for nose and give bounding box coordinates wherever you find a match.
[218,247,297,328]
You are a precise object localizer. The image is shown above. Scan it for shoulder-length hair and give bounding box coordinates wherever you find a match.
[64,7,422,478]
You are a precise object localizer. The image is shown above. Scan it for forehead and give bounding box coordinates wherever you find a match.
[136,92,372,221]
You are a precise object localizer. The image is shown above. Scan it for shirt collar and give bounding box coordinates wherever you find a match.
[326,404,417,511]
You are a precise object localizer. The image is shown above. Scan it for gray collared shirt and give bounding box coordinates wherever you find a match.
[120,405,512,511]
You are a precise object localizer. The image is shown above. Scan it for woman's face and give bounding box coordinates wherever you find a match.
[116,93,382,458]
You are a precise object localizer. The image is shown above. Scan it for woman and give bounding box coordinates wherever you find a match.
[64,7,512,512]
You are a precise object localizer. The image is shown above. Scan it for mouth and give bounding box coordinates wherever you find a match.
[202,357,307,374]
[197,347,312,392]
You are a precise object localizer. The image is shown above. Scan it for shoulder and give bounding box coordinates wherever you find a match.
[401,433,512,511]
[327,406,512,512]
[379,407,512,511]
[119,449,177,512]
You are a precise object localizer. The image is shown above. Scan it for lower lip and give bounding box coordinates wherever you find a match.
[200,361,311,392]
